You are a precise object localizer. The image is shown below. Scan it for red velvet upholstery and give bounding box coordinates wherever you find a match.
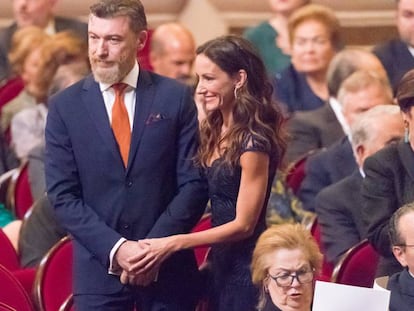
[34,236,73,311]
[0,302,17,311]
[0,227,37,300]
[0,77,24,113]
[7,162,33,219]
[191,213,212,267]
[331,239,379,288]
[0,264,35,311]
[285,150,316,195]
[310,217,334,280]
[12,268,37,298]
[58,294,74,311]
[137,29,153,71]
[0,229,20,271]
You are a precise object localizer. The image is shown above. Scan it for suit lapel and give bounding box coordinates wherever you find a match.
[126,70,155,172]
[82,76,121,163]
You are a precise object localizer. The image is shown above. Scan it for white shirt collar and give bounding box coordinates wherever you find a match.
[44,19,56,35]
[329,97,351,137]
[408,45,414,58]
[99,61,140,92]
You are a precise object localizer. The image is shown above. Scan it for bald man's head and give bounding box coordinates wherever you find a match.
[150,23,196,84]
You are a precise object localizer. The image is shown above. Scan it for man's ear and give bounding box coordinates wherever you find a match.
[136,30,148,52]
[354,144,365,167]
[392,246,408,267]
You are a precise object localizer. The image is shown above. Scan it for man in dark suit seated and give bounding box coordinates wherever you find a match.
[18,194,66,267]
[373,0,414,93]
[388,202,414,311]
[285,49,387,164]
[315,105,404,265]
[298,70,394,211]
[0,0,87,82]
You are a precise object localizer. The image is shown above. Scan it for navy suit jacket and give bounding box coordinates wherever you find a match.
[362,141,414,276]
[373,39,414,93]
[298,137,357,212]
[315,170,366,264]
[0,16,87,81]
[45,71,208,295]
[388,268,414,311]
[285,103,344,164]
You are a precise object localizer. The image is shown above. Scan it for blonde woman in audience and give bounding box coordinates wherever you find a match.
[10,31,87,160]
[243,0,310,75]
[251,223,322,311]
[1,26,49,131]
[0,0,87,81]
[274,4,342,115]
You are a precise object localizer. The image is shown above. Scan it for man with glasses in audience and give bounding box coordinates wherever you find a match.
[388,201,414,311]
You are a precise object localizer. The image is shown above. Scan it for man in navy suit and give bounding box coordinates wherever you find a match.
[298,70,394,211]
[388,202,414,311]
[45,0,208,310]
[0,0,87,82]
[315,105,404,265]
[373,0,414,93]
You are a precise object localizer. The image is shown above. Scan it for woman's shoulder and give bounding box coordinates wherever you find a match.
[241,132,272,155]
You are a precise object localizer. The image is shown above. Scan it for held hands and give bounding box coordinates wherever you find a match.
[115,236,178,286]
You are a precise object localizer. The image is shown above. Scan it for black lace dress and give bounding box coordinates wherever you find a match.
[205,136,278,311]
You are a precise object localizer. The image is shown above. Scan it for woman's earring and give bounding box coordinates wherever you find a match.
[404,121,410,144]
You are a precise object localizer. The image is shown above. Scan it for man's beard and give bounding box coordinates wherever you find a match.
[90,59,123,85]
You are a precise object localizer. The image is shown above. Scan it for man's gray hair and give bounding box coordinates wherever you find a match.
[351,105,401,147]
[90,0,147,33]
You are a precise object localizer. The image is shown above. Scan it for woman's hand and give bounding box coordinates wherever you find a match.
[126,235,180,275]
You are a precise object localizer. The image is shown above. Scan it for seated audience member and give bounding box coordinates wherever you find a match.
[0,0,87,82]
[3,59,90,264]
[274,4,342,116]
[299,70,394,212]
[10,31,87,160]
[28,61,90,202]
[373,0,414,93]
[388,202,414,311]
[1,26,50,131]
[251,223,323,311]
[149,23,207,121]
[150,22,196,85]
[315,105,404,265]
[243,0,309,75]
[362,69,414,277]
[285,48,387,164]
[18,194,66,267]
[0,129,19,176]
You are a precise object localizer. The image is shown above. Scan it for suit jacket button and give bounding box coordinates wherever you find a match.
[123,223,130,229]
[126,181,133,187]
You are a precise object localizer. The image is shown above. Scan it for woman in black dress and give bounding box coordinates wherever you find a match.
[132,35,286,310]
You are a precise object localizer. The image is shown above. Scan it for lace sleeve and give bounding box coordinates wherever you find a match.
[241,134,271,155]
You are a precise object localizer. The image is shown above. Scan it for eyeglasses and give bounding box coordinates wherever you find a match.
[395,244,414,248]
[268,269,315,288]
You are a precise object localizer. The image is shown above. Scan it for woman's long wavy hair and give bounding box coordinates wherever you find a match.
[196,35,286,168]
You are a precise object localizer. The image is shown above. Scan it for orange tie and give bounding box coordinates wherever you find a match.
[111,83,130,167]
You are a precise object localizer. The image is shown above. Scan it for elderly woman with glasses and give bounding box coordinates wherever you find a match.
[251,223,322,311]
